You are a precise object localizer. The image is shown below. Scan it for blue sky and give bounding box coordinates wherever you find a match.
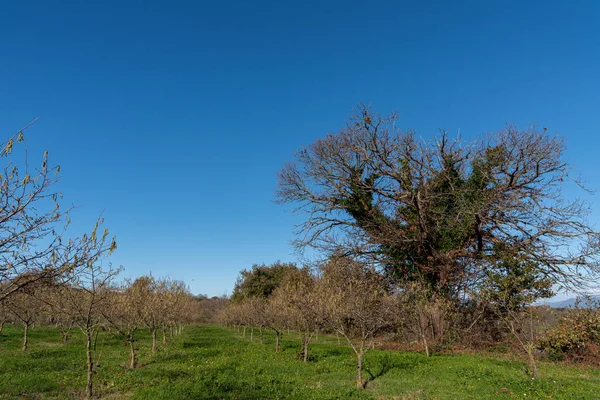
[0,1,598,297]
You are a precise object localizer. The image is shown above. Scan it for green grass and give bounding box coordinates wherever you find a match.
[1,324,599,399]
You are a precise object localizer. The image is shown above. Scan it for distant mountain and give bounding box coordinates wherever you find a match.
[543,295,600,308]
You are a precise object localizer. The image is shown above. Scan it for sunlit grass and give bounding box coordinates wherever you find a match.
[1,324,599,399]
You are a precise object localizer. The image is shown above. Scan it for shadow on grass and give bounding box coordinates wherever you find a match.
[363,353,430,389]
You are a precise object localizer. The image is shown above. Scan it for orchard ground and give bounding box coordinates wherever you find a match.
[1,324,599,399]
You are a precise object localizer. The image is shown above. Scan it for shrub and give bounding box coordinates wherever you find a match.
[539,306,600,360]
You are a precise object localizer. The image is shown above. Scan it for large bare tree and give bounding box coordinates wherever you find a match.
[277,105,600,298]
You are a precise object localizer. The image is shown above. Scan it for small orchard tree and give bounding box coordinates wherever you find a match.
[129,275,163,353]
[246,297,269,344]
[54,219,118,399]
[276,267,323,362]
[161,278,194,340]
[102,281,141,369]
[399,282,453,357]
[264,294,289,352]
[478,255,554,379]
[4,276,50,350]
[46,284,77,343]
[317,255,395,389]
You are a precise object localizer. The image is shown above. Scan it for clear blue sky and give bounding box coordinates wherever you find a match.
[0,1,598,297]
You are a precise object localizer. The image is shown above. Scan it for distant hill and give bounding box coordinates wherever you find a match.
[543,295,600,308]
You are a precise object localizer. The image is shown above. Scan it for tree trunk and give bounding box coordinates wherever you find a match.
[315,328,319,343]
[86,332,94,399]
[170,323,174,339]
[303,335,310,363]
[243,326,246,337]
[162,324,167,345]
[259,326,263,344]
[275,331,280,352]
[423,334,430,358]
[250,327,254,342]
[22,322,29,351]
[152,327,158,353]
[528,350,538,379]
[356,351,364,389]
[0,320,5,334]
[128,330,137,369]
[128,341,136,369]
[62,326,72,343]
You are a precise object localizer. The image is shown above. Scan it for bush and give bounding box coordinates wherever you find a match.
[539,306,600,361]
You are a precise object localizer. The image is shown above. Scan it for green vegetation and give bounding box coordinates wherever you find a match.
[1,324,599,399]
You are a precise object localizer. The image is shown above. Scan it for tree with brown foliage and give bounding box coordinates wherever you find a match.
[4,276,50,350]
[317,255,395,389]
[53,219,118,399]
[102,281,141,369]
[128,275,161,353]
[275,267,324,362]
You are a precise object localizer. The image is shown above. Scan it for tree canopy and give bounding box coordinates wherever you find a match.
[231,261,298,302]
[277,105,600,298]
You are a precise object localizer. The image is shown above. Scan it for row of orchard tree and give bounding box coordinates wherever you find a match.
[220,259,395,389]
[1,268,198,397]
[221,104,600,388]
[220,258,559,388]
[0,122,200,398]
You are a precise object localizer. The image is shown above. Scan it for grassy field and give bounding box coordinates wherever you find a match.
[1,324,599,399]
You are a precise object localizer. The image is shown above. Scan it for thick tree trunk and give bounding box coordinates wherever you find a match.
[22,322,29,351]
[152,327,158,353]
[86,332,94,399]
